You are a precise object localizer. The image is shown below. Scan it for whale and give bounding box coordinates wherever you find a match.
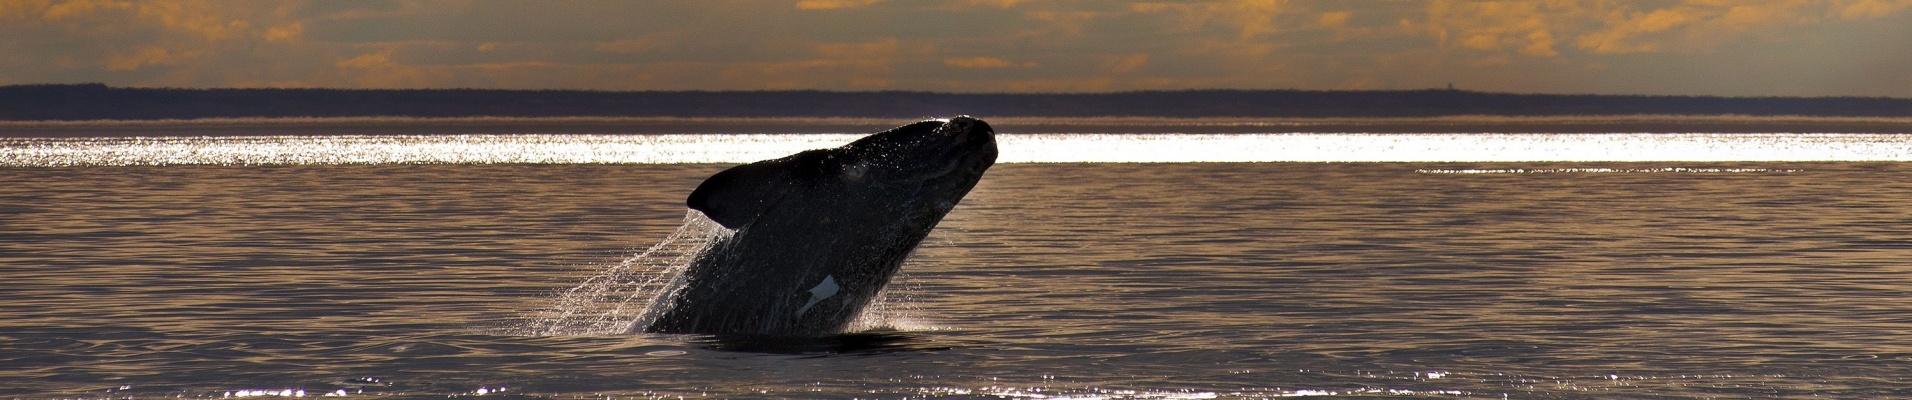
[639,116,998,336]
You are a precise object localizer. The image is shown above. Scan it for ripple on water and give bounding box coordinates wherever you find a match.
[7,161,1912,398]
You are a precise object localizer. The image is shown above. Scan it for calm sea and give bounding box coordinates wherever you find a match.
[5,118,1912,399]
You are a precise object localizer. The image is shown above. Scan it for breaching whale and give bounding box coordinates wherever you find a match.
[639,116,998,336]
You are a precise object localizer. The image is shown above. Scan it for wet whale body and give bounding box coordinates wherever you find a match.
[640,117,998,336]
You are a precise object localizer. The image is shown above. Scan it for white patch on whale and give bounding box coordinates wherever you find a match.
[795,275,839,317]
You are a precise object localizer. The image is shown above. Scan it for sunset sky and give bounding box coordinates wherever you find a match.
[3,0,1909,96]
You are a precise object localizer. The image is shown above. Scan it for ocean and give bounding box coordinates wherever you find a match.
[5,117,1912,399]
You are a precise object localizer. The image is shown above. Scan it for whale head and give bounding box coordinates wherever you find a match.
[841,116,997,193]
[687,116,997,230]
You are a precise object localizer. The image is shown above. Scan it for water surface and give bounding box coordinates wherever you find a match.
[7,132,1912,166]
[5,129,1912,399]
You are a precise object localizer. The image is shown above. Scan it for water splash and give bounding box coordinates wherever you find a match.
[515,210,929,336]
[850,259,939,333]
[517,211,729,336]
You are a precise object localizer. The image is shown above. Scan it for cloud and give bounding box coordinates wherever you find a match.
[1018,9,1109,40]
[796,0,885,10]
[944,56,1036,69]
[105,46,202,70]
[1130,0,1297,39]
[1571,1,1813,54]
[592,33,680,54]
[1424,1,1577,57]
[331,50,427,88]
[0,1,301,85]
[0,1,1907,95]
[1416,0,1912,62]
[671,38,931,90]
[947,0,1025,8]
[1837,0,1912,18]
[1098,53,1149,74]
[1315,11,1351,28]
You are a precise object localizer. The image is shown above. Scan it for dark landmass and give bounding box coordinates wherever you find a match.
[6,83,1912,121]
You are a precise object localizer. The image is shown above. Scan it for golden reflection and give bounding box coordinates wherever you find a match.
[1417,167,1802,174]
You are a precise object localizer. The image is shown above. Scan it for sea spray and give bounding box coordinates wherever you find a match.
[519,211,728,336]
[517,210,929,336]
[849,263,934,333]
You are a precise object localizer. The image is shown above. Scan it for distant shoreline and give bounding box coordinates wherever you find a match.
[4,84,1912,125]
[5,115,1912,137]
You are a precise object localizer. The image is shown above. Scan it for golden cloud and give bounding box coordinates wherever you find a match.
[796,0,885,10]
[37,0,110,20]
[105,46,200,70]
[334,52,393,70]
[1315,11,1351,28]
[1,1,1906,94]
[1425,0,1573,57]
[948,0,1025,8]
[675,39,930,90]
[944,57,1037,69]
[593,33,680,53]
[1427,0,1912,57]
[1837,0,1912,18]
[1020,9,1107,39]
[1131,0,1296,39]
[1099,53,1149,74]
[262,22,302,42]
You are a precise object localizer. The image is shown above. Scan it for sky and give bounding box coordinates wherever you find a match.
[3,0,1910,96]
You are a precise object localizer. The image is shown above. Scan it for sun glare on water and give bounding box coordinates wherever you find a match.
[4,133,1912,166]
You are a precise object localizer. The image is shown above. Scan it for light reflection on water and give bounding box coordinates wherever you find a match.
[6,132,1912,166]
